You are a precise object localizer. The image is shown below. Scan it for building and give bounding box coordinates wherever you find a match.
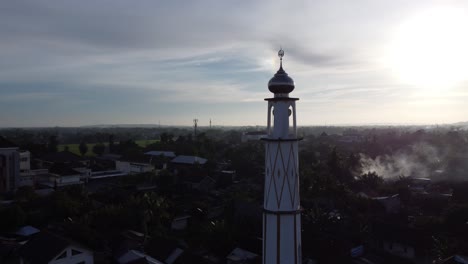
[169,155,208,181]
[117,250,163,264]
[0,136,20,193]
[171,155,207,166]
[18,151,48,187]
[20,232,94,264]
[41,163,83,188]
[116,160,153,174]
[36,151,89,169]
[242,131,267,142]
[262,50,302,264]
[145,151,176,169]
[227,248,259,264]
[35,151,91,181]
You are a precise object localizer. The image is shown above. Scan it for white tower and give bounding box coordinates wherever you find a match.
[263,49,301,264]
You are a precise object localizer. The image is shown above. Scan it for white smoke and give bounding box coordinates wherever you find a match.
[359,142,441,179]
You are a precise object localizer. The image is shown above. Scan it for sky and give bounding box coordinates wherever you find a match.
[1,0,468,127]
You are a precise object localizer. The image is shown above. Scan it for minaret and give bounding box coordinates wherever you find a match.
[262,49,302,264]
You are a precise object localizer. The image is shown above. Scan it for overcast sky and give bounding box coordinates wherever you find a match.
[1,0,468,127]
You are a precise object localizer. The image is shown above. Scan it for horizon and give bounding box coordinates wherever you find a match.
[1,120,467,130]
[1,1,468,127]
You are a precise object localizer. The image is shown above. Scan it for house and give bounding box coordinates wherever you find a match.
[116,155,154,174]
[171,155,207,166]
[372,194,401,214]
[437,255,468,264]
[145,151,176,169]
[145,151,176,158]
[117,250,163,264]
[171,215,191,231]
[20,232,93,264]
[94,154,122,170]
[40,163,83,188]
[36,151,89,169]
[241,131,267,142]
[145,237,185,264]
[169,155,208,179]
[116,160,153,174]
[15,226,40,237]
[409,177,431,194]
[19,151,49,187]
[35,151,91,181]
[226,248,259,264]
[0,136,20,193]
[370,220,432,264]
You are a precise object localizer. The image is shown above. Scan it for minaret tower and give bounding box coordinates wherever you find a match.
[262,49,302,264]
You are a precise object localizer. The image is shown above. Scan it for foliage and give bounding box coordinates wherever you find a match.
[0,205,26,231]
[226,141,263,180]
[92,143,106,156]
[355,172,384,190]
[15,186,38,203]
[48,135,58,153]
[79,141,88,156]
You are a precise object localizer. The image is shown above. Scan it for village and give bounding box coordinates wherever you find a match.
[0,125,467,264]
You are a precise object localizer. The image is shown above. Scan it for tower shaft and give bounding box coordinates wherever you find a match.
[263,99,301,264]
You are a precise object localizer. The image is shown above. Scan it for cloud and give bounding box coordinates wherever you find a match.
[1,0,468,126]
[0,92,61,102]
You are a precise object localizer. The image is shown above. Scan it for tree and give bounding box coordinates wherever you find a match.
[92,143,106,156]
[79,141,88,156]
[356,172,384,190]
[160,132,173,143]
[0,205,26,231]
[108,134,115,153]
[15,186,38,203]
[48,135,58,153]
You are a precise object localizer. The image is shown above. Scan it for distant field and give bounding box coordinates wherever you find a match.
[135,139,159,147]
[58,139,159,156]
[58,143,100,156]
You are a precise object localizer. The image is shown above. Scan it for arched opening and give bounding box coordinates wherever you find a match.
[288,105,293,136]
[270,106,275,135]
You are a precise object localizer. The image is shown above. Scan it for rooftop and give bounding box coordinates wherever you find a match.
[49,163,81,176]
[39,151,84,163]
[145,151,176,158]
[171,155,207,165]
[20,232,71,264]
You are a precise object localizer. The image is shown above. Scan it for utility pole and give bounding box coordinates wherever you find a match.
[193,118,198,136]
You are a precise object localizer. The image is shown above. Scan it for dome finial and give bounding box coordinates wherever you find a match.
[278,47,284,69]
[268,48,295,95]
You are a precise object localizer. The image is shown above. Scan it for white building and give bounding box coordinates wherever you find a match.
[116,160,154,174]
[19,151,49,187]
[0,136,20,193]
[262,50,302,264]
[41,163,83,188]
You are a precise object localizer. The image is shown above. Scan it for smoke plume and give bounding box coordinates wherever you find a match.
[358,142,441,179]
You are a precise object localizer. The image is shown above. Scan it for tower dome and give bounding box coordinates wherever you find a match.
[268,49,295,94]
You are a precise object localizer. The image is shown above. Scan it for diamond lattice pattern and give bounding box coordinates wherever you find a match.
[265,141,299,210]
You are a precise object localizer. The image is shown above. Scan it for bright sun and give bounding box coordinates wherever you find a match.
[386,7,468,90]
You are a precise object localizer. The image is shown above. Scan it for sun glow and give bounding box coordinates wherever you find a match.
[385,7,468,90]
